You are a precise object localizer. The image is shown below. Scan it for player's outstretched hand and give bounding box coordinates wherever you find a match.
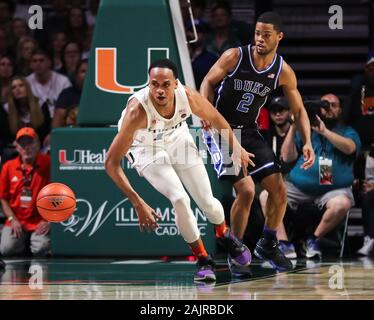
[134,200,161,232]
[201,119,213,130]
[301,143,315,170]
[232,147,255,176]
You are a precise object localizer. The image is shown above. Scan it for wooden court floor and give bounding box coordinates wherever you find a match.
[0,257,373,300]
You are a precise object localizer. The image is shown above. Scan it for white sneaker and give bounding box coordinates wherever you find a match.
[357,236,374,256]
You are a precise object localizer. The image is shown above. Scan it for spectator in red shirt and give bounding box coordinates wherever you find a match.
[0,127,50,257]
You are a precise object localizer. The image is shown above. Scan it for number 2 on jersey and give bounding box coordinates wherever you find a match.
[236,93,254,113]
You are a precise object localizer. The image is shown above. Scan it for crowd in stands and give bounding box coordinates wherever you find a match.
[0,0,97,259]
[0,0,95,159]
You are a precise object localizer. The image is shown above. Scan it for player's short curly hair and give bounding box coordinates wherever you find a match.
[257,11,283,33]
[148,59,178,79]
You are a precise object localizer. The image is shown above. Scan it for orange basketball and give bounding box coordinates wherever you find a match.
[36,183,76,223]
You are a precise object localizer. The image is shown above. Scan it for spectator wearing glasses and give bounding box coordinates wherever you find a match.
[0,127,50,257]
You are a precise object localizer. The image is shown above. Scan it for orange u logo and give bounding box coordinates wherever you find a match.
[95,47,169,94]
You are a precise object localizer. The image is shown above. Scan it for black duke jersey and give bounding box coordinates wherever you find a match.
[215,44,283,128]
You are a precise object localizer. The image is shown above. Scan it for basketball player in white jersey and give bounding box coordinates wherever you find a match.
[105,59,255,282]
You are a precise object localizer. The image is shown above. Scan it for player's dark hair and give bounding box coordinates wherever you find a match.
[257,11,283,32]
[148,59,178,79]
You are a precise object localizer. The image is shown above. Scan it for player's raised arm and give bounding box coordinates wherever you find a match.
[280,62,315,169]
[185,86,255,176]
[199,48,240,130]
[105,99,160,232]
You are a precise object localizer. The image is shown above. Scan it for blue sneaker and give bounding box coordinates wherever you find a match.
[304,237,322,259]
[194,255,216,282]
[278,241,297,259]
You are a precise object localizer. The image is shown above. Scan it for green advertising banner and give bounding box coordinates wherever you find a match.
[50,128,230,257]
[78,0,190,126]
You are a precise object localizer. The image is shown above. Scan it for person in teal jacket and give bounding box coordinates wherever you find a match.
[279,93,361,259]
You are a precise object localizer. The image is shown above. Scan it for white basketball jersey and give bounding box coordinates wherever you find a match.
[118,81,192,146]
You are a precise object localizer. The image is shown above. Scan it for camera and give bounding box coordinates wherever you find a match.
[304,100,330,126]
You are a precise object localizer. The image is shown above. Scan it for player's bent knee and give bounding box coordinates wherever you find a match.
[200,197,224,224]
[172,194,191,212]
[238,186,255,200]
[200,197,218,214]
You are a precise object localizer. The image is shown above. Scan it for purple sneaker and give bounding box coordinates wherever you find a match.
[230,242,252,266]
[218,230,252,276]
[194,255,216,282]
[227,254,252,277]
[220,231,252,266]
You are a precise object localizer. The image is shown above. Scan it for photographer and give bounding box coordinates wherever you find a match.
[280,93,361,258]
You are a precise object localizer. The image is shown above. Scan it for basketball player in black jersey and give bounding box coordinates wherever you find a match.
[200,12,315,270]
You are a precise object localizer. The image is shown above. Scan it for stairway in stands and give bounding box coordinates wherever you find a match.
[272,0,370,100]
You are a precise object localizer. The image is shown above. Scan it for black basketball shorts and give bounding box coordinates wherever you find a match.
[203,128,281,185]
